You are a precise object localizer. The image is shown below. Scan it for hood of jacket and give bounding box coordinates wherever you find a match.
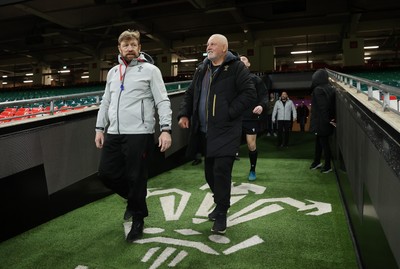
[311,69,329,89]
[118,51,154,66]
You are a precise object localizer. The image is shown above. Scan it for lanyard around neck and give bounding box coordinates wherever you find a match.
[119,64,126,91]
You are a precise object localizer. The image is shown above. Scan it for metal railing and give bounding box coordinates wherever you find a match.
[0,80,191,122]
[326,68,400,114]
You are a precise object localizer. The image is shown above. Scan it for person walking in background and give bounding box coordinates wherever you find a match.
[309,69,336,173]
[272,91,297,148]
[266,92,277,136]
[239,55,268,181]
[95,30,172,242]
[296,101,310,132]
[177,34,256,234]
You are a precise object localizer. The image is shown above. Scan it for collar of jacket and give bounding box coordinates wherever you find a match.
[199,50,239,69]
[117,51,154,67]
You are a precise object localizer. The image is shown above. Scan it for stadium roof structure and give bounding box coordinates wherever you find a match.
[0,0,399,78]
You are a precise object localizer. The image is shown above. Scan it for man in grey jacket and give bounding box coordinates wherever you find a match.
[272,91,297,147]
[94,30,172,242]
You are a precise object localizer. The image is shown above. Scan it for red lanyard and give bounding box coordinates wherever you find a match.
[119,64,126,91]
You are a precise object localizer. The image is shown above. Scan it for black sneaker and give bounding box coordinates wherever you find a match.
[208,208,218,221]
[211,213,227,234]
[309,162,322,170]
[321,167,332,173]
[126,220,144,242]
[123,209,133,221]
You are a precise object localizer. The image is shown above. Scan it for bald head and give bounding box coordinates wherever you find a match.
[206,34,229,66]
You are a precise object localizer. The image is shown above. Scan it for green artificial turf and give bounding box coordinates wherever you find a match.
[0,132,359,269]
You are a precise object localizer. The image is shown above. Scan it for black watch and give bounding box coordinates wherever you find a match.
[161,129,172,134]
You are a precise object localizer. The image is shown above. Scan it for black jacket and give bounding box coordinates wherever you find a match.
[310,69,336,136]
[177,51,256,158]
[242,73,268,121]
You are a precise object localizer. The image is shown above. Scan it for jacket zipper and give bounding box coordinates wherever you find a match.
[212,94,216,116]
[117,90,122,134]
[141,100,144,124]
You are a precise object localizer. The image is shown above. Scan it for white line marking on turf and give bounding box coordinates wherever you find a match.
[149,247,176,269]
[168,250,188,267]
[223,235,264,255]
[142,247,161,262]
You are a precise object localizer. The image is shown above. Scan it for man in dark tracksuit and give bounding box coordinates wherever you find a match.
[177,34,256,234]
[309,69,336,173]
[240,56,268,181]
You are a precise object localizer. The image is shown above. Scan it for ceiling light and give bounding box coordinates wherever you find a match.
[26,73,33,76]
[364,46,379,49]
[81,75,89,79]
[58,70,71,73]
[181,59,198,63]
[364,57,371,60]
[294,60,312,64]
[2,75,7,78]
[2,82,7,85]
[23,80,33,83]
[291,50,312,54]
[364,52,371,56]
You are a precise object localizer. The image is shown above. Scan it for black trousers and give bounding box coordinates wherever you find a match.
[277,120,292,146]
[266,114,276,134]
[298,117,306,132]
[313,135,331,169]
[204,156,235,213]
[98,133,154,220]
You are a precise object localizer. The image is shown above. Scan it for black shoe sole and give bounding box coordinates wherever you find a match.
[211,228,226,234]
[310,163,322,170]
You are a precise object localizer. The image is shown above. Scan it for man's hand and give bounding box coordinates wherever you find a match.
[158,132,172,152]
[95,132,104,149]
[252,105,263,115]
[178,116,190,128]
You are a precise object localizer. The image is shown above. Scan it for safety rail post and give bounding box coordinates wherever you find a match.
[356,81,361,93]
[383,91,390,111]
[368,85,373,101]
[50,100,54,115]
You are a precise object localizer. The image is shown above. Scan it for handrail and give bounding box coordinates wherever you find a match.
[326,68,400,113]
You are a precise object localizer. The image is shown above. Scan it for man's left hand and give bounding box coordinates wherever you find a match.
[158,132,172,152]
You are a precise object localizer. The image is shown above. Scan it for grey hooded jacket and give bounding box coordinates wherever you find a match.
[272,97,297,122]
[96,52,172,134]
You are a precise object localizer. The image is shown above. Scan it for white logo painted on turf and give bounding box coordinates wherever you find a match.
[77,182,332,269]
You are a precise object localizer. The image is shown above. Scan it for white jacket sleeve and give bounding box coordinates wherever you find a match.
[95,71,113,130]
